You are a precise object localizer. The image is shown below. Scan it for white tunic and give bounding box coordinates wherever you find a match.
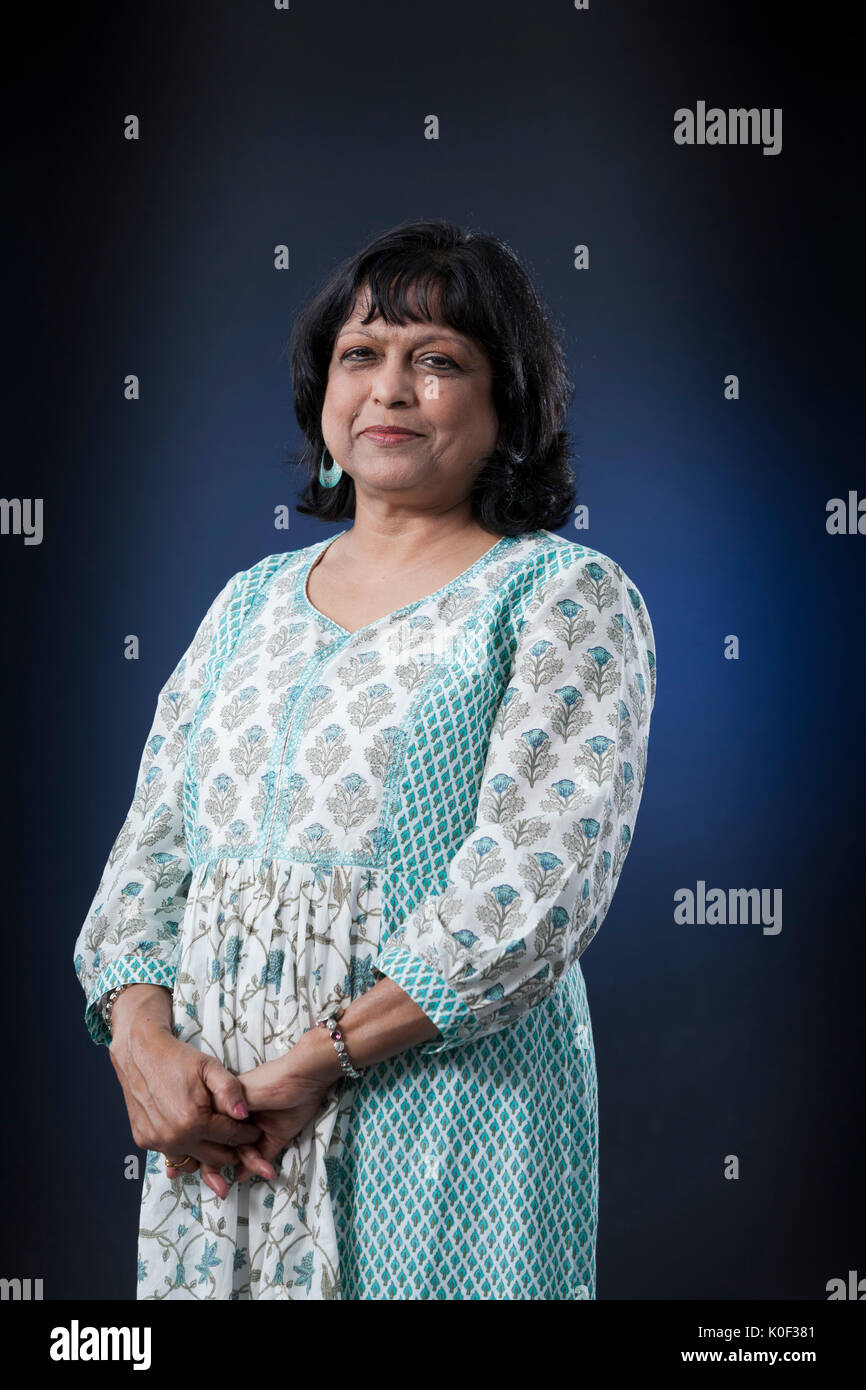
[73,528,657,1299]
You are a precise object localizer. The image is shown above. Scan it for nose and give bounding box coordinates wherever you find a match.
[369,350,417,408]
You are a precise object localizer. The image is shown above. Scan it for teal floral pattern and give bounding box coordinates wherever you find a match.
[74,528,656,1299]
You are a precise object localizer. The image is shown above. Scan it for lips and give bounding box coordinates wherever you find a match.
[362,427,421,439]
[361,426,423,446]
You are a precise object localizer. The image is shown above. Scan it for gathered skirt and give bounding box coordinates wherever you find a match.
[135,856,599,1300]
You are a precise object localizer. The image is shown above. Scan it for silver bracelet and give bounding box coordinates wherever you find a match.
[317,1006,365,1080]
[101,982,133,1031]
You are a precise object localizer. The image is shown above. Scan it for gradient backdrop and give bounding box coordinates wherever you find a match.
[3,0,862,1300]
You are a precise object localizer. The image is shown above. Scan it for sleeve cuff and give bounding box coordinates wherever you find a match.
[84,956,177,1047]
[372,939,484,1056]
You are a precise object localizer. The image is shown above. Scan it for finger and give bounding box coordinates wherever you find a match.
[190,1140,249,1169]
[199,1114,263,1147]
[199,1056,253,1121]
[165,1156,200,1180]
[233,1142,276,1183]
[199,1162,230,1200]
[257,1133,292,1167]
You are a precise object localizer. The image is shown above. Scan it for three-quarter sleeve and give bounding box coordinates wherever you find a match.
[373,551,657,1056]
[73,571,240,1045]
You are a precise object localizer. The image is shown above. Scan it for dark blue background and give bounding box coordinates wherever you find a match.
[3,1,862,1299]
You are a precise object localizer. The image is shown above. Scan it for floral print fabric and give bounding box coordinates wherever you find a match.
[73,528,656,1299]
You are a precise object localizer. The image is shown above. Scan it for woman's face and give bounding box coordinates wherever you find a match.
[321,284,502,510]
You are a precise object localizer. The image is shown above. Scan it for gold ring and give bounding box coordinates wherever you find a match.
[164,1154,193,1170]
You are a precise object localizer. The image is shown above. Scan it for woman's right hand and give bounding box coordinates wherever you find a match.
[107,984,272,1199]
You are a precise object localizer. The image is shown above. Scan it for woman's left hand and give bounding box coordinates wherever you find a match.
[200,1034,341,1194]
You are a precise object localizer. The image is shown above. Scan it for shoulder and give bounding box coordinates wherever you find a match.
[182,543,320,658]
[213,541,322,610]
[234,540,320,590]
[506,531,657,703]
[507,530,654,629]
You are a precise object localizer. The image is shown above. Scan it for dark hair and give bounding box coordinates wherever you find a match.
[286,218,577,535]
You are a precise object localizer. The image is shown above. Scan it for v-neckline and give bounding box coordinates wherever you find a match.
[298,530,520,640]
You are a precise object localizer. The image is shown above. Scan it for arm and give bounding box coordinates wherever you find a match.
[73,569,273,1195]
[73,572,239,1045]
[303,549,657,1070]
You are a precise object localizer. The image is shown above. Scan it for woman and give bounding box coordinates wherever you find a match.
[74,218,657,1300]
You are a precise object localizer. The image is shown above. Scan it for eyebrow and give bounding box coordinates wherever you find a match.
[336,326,473,351]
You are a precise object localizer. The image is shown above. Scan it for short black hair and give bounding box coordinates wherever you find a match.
[287,218,577,535]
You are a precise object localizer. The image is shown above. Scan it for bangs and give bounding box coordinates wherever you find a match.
[350,258,493,349]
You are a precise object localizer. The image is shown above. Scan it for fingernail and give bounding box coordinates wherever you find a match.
[234,1102,249,1118]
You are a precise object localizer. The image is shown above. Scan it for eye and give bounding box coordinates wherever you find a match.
[420,354,458,369]
[338,347,460,369]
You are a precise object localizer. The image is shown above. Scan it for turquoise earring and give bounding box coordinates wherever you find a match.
[319,446,343,488]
